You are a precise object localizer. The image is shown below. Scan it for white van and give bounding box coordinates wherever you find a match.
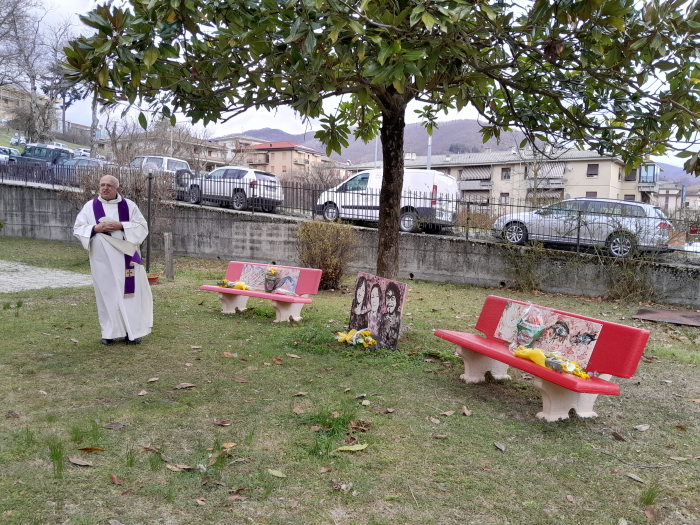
[129,155,190,173]
[315,168,459,232]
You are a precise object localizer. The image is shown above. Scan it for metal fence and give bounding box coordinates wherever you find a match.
[3,161,700,264]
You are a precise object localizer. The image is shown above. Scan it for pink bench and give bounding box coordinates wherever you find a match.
[200,261,322,322]
[434,295,649,421]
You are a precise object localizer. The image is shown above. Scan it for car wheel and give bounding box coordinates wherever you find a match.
[399,210,419,232]
[503,222,528,245]
[323,203,339,222]
[607,232,636,258]
[189,186,202,204]
[232,191,247,211]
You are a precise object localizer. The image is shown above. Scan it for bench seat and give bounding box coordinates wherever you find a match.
[434,295,649,421]
[200,261,322,322]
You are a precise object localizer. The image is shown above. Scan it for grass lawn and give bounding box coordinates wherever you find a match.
[1,237,699,525]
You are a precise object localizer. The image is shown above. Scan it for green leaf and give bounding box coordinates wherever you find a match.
[143,46,159,67]
[421,12,437,30]
[138,112,148,130]
[267,469,286,478]
[335,444,368,452]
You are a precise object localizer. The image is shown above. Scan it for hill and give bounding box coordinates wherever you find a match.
[242,119,524,163]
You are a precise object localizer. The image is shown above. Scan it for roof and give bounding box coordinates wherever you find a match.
[351,148,634,170]
[247,141,324,156]
[211,133,269,143]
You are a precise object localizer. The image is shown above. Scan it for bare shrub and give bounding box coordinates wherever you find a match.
[296,221,359,289]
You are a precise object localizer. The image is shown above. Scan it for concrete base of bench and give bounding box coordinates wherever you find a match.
[218,292,306,322]
[455,345,612,421]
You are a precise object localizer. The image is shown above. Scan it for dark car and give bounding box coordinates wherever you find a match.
[52,157,109,185]
[9,143,74,182]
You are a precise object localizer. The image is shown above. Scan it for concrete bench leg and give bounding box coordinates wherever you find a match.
[218,293,250,314]
[532,374,611,422]
[455,346,512,383]
[270,301,305,323]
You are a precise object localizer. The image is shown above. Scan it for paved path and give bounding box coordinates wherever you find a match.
[0,260,93,294]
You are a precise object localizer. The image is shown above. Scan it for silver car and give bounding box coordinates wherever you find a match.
[187,165,284,213]
[492,198,672,257]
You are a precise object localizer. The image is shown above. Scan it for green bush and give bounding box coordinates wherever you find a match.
[296,220,359,290]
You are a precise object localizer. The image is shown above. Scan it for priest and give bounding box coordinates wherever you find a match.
[73,175,153,345]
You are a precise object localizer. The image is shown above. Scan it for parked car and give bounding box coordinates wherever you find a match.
[315,168,459,233]
[184,165,284,212]
[52,157,113,185]
[8,143,74,183]
[10,134,26,146]
[74,148,91,157]
[129,155,190,174]
[0,146,20,162]
[492,197,672,257]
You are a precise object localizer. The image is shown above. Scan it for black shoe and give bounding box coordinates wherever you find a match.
[101,338,114,345]
[123,337,141,345]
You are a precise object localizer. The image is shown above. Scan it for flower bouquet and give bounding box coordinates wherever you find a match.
[264,266,279,292]
[335,329,377,349]
[217,279,250,290]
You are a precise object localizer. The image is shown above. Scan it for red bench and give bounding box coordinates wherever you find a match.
[200,261,322,322]
[434,295,649,421]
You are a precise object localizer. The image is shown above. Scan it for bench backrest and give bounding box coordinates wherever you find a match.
[224,261,322,296]
[474,295,649,378]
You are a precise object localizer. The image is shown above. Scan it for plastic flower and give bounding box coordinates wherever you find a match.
[266,267,279,277]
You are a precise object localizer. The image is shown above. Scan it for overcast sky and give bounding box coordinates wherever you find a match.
[53,0,687,168]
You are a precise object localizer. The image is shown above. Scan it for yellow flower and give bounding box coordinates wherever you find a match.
[267,267,279,277]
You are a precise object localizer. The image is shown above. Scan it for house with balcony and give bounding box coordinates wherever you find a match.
[210,133,269,164]
[243,141,350,179]
[351,147,661,205]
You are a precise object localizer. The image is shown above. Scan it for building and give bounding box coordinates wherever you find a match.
[244,141,349,179]
[210,133,268,164]
[0,85,58,132]
[351,148,661,205]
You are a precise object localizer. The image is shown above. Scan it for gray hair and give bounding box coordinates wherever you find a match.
[101,175,120,187]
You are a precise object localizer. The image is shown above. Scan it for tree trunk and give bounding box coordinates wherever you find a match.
[90,91,98,157]
[375,93,408,279]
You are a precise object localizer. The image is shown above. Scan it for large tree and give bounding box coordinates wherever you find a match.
[64,0,700,278]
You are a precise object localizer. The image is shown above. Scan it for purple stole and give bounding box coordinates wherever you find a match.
[92,198,143,298]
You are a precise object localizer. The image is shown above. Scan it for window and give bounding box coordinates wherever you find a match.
[167,159,188,171]
[345,173,370,191]
[618,168,622,182]
[624,168,637,182]
[501,167,511,180]
[270,152,275,159]
[585,191,597,198]
[500,193,509,204]
[282,165,287,172]
[623,194,635,201]
[208,168,225,179]
[586,164,599,177]
[145,157,164,168]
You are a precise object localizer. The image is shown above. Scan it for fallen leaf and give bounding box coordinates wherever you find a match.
[440,411,455,416]
[166,464,183,472]
[138,389,147,396]
[320,467,332,473]
[228,494,243,501]
[670,456,689,461]
[214,420,232,426]
[310,425,321,431]
[335,444,368,452]
[355,393,367,399]
[566,494,574,503]
[494,442,506,452]
[110,474,123,485]
[268,469,286,478]
[331,479,353,491]
[6,410,19,418]
[39,390,48,395]
[273,357,284,365]
[344,436,358,445]
[70,338,79,344]
[293,392,308,396]
[644,505,659,520]
[286,353,301,358]
[201,476,210,485]
[68,457,93,467]
[433,434,448,439]
[175,464,194,470]
[190,345,202,349]
[104,422,124,430]
[612,432,626,442]
[344,388,351,392]
[195,497,206,505]
[222,352,235,358]
[361,400,370,406]
[232,377,248,383]
[293,406,304,414]
[185,363,193,367]
[174,383,196,389]
[78,447,105,453]
[626,473,645,484]
[428,417,440,424]
[147,377,159,382]
[676,425,687,431]
[222,442,236,449]
[635,424,650,432]
[462,406,472,416]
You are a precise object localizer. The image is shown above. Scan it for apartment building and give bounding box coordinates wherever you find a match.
[352,148,661,205]
[210,133,268,164]
[243,141,353,179]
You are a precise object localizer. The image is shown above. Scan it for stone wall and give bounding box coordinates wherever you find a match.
[3,181,700,307]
